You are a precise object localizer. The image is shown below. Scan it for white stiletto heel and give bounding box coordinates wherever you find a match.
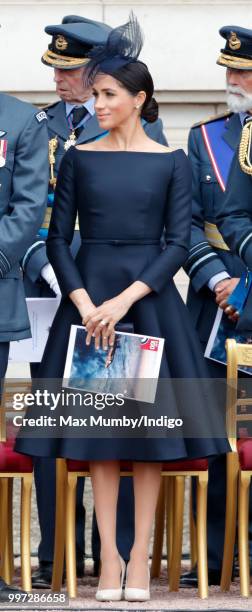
[124,564,150,601]
[96,556,126,601]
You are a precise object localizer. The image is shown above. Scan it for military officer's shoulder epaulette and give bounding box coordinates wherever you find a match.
[0,93,47,126]
[192,110,233,129]
[34,110,48,123]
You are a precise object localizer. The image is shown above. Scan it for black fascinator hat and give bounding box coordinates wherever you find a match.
[84,12,144,85]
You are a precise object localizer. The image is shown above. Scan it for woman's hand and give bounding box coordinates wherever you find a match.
[76,300,96,322]
[69,288,96,322]
[84,295,132,350]
[82,280,151,351]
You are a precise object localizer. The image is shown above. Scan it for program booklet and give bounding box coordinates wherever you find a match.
[204,307,252,376]
[9,298,61,362]
[63,325,165,404]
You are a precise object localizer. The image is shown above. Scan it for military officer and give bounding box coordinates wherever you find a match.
[218,145,252,284]
[0,92,48,600]
[181,26,252,587]
[23,15,168,589]
[217,143,252,328]
[217,29,252,306]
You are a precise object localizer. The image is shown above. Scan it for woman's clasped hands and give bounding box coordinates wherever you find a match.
[83,295,131,350]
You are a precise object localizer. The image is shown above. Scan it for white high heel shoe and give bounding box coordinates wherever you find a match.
[124,563,150,601]
[95,556,126,602]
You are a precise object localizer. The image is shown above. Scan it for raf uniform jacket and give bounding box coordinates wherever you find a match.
[23,100,167,296]
[217,151,252,268]
[217,150,252,330]
[184,112,246,344]
[0,93,48,342]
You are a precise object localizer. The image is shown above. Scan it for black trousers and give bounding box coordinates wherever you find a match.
[0,342,10,584]
[0,342,9,380]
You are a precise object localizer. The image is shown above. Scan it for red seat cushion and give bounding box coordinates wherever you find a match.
[163,458,208,471]
[67,458,208,472]
[238,439,252,470]
[0,442,33,472]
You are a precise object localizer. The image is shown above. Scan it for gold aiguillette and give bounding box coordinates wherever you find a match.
[49,136,58,189]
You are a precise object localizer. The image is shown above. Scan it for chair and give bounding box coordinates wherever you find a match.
[151,475,198,581]
[151,477,198,579]
[0,380,33,591]
[220,339,252,597]
[189,481,198,569]
[151,461,208,597]
[52,457,209,599]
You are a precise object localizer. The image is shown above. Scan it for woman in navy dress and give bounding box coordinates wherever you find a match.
[16,15,229,601]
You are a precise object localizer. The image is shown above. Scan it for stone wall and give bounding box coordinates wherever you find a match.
[0,1,250,146]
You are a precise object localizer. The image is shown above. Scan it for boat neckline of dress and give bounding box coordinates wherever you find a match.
[75,148,180,155]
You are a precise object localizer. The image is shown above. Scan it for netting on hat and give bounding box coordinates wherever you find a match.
[84,12,144,85]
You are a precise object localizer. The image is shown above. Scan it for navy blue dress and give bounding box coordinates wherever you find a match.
[16,148,229,461]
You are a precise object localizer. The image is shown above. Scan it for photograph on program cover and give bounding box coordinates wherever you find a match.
[205,307,252,375]
[63,325,164,403]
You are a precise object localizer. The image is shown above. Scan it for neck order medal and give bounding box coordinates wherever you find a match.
[64,130,77,151]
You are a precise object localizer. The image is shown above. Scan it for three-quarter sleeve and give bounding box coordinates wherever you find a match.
[46,149,84,297]
[138,150,192,293]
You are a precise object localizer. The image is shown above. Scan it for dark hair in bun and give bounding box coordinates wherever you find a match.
[141,97,159,123]
[110,60,159,123]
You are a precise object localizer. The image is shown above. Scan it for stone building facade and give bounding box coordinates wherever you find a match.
[0,1,250,148]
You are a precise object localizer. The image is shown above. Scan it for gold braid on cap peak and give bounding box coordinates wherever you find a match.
[217,52,252,70]
[42,49,90,68]
[239,121,252,175]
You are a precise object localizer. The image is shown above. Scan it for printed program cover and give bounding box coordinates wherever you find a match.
[9,298,60,362]
[63,325,165,403]
[205,307,252,375]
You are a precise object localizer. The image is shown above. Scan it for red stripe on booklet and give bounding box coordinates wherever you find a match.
[140,338,160,351]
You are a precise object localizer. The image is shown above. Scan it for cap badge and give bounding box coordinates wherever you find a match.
[55,35,68,51]
[228,32,241,51]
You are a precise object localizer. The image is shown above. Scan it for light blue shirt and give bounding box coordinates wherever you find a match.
[65,97,95,128]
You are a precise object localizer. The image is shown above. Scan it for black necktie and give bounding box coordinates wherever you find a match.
[72,107,89,137]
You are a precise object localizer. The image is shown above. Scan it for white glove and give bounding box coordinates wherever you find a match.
[41,263,61,296]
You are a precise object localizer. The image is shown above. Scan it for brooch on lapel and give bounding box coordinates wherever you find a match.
[64,130,77,151]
